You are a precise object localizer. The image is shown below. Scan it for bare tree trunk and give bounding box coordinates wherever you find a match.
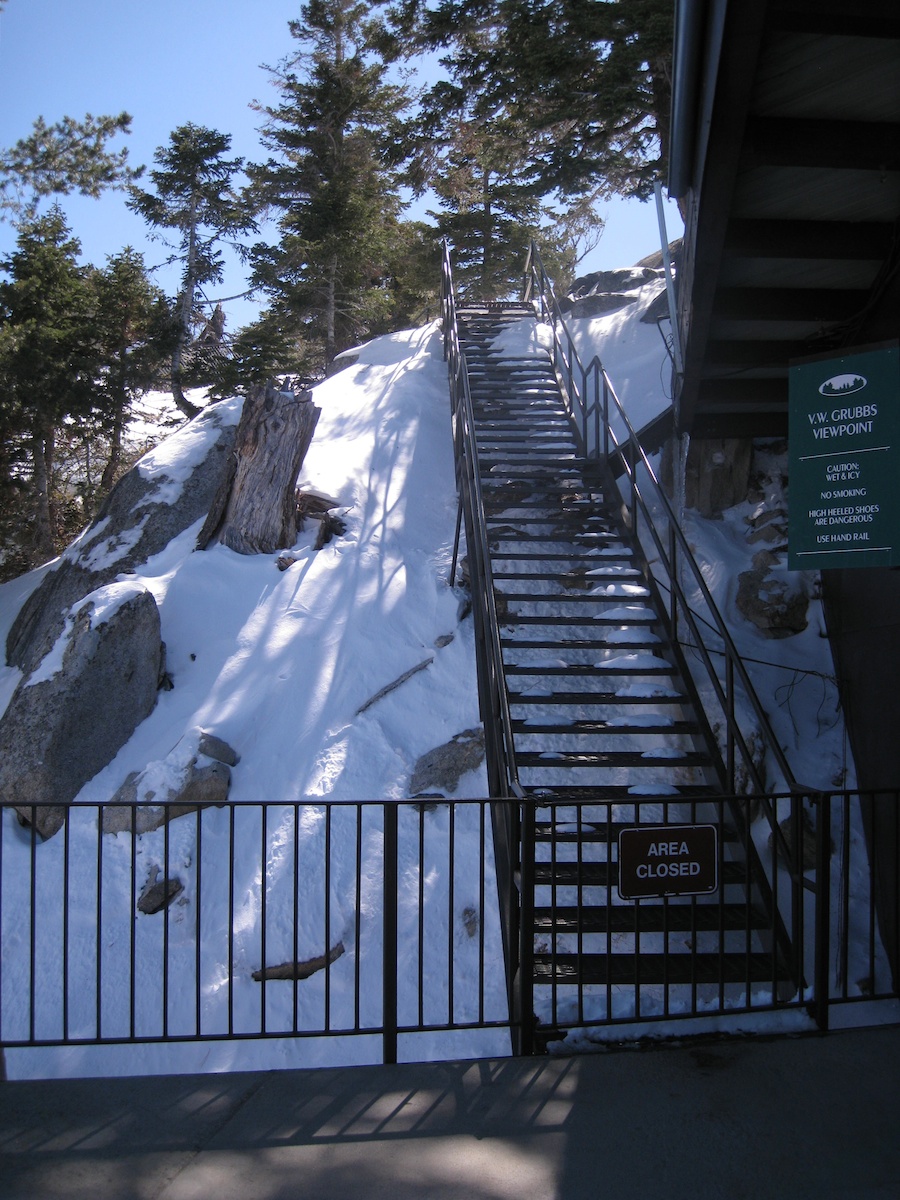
[100,391,127,496]
[171,195,203,420]
[325,255,338,371]
[30,419,55,566]
[198,383,321,555]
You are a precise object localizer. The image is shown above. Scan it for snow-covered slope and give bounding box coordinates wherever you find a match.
[1,325,487,812]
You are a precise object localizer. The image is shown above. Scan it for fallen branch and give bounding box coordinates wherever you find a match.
[252,941,344,982]
[356,656,434,716]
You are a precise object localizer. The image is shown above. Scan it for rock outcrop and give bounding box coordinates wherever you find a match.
[1,581,165,839]
[101,727,238,835]
[410,727,485,796]
[7,401,238,675]
[560,266,664,320]
[736,549,810,639]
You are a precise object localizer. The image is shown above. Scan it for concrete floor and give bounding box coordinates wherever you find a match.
[1,1027,898,1199]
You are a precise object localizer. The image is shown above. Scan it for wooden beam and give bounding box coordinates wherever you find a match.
[675,1,771,431]
[703,338,835,369]
[770,2,900,39]
[696,378,788,413]
[724,218,893,261]
[743,118,900,173]
[715,287,867,322]
[689,411,789,439]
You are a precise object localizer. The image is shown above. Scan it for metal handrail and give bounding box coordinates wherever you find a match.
[441,244,528,1046]
[441,243,523,802]
[523,239,800,798]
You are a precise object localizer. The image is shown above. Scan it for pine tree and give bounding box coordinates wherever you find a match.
[128,124,255,417]
[210,308,317,397]
[391,0,673,202]
[427,111,545,299]
[0,208,97,564]
[0,112,139,223]
[247,0,410,373]
[402,10,603,297]
[89,248,174,497]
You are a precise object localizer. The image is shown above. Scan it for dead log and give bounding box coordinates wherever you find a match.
[252,941,345,982]
[198,383,321,554]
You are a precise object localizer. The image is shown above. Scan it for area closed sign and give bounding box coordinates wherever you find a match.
[617,824,718,900]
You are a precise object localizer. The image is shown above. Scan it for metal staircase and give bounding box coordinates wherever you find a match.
[460,303,716,800]
[442,247,805,1053]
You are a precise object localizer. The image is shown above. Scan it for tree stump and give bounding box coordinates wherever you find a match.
[198,383,321,554]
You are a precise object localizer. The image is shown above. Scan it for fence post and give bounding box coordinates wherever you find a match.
[383,803,399,1063]
[603,375,609,460]
[812,793,831,1030]
[517,799,536,1056]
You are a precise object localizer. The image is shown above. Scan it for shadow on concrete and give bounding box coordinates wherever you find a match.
[1,1029,899,1199]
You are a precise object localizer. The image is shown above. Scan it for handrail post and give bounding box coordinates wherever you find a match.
[585,357,592,451]
[603,373,609,460]
[725,656,735,793]
[383,802,399,1064]
[669,522,678,639]
[518,799,536,1055]
[812,792,831,1030]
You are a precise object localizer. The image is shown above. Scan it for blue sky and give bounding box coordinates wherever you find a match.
[0,0,681,333]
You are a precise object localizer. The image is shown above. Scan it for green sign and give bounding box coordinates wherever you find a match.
[789,343,900,570]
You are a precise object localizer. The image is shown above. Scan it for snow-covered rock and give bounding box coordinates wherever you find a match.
[6,400,239,675]
[0,581,164,839]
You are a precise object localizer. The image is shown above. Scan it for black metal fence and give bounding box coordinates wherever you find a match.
[519,789,899,1045]
[2,790,897,1074]
[0,799,510,1072]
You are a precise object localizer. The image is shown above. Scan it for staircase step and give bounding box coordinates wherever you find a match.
[489,532,624,544]
[532,903,767,933]
[499,581,644,591]
[510,692,685,709]
[492,551,634,562]
[505,655,673,672]
[502,613,658,627]
[532,821,737,844]
[533,861,747,888]
[532,952,787,986]
[525,786,719,802]
[514,720,698,736]
[498,595,652,609]
[517,750,709,769]
[502,636,656,650]
[481,493,613,507]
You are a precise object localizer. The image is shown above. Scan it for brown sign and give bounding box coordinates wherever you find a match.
[617,824,718,900]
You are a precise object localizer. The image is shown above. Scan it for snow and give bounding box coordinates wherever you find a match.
[0,323,510,1078]
[137,396,243,495]
[0,266,882,1080]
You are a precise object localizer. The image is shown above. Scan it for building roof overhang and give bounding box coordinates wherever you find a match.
[669,0,900,439]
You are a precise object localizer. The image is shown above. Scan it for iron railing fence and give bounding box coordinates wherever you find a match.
[523,241,800,802]
[524,790,900,1042]
[1,791,896,1072]
[0,799,510,1070]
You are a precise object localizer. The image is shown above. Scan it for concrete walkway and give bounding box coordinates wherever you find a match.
[1,1027,898,1199]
